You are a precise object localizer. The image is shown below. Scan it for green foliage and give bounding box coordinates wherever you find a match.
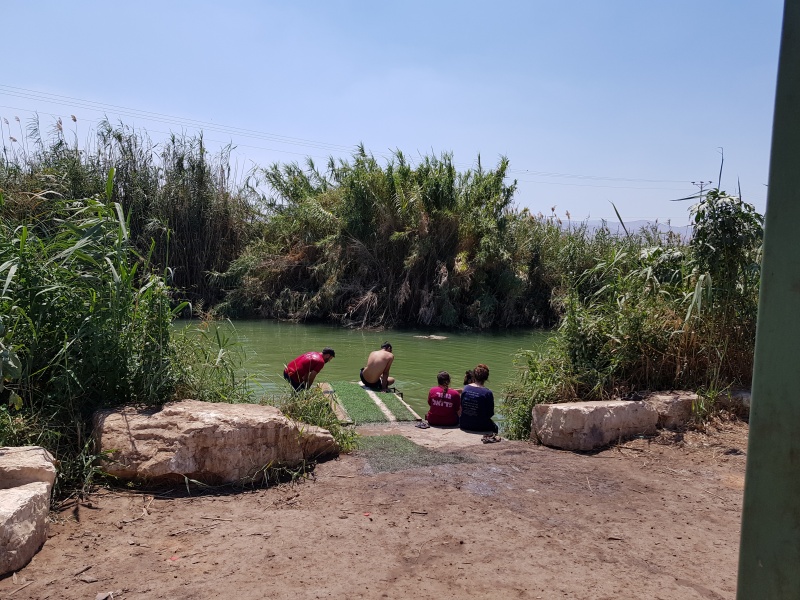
[0,195,178,414]
[0,181,189,494]
[172,320,252,403]
[690,189,763,311]
[270,387,358,452]
[0,118,569,331]
[0,318,22,400]
[0,171,262,498]
[1,118,258,309]
[216,149,560,329]
[686,190,763,382]
[501,192,761,438]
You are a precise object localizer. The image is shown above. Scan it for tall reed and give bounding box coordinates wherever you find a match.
[216,148,561,329]
[0,117,258,309]
[0,171,187,495]
[501,193,762,439]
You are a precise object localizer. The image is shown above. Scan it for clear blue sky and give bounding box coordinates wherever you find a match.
[1,1,783,225]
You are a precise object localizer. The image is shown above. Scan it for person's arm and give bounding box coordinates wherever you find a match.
[305,355,326,388]
[380,356,394,391]
[488,390,495,418]
[453,390,462,417]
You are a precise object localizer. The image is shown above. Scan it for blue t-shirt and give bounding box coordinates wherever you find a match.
[459,385,495,432]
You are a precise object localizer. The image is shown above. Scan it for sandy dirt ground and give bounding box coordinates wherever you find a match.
[0,419,748,600]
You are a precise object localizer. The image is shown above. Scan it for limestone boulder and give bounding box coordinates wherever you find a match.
[532,400,658,451]
[644,391,697,429]
[0,482,51,575]
[0,446,57,492]
[0,446,57,575]
[93,400,339,484]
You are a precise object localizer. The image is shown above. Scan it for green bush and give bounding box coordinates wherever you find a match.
[171,320,252,404]
[0,177,188,494]
[0,119,257,309]
[270,387,357,453]
[500,192,762,439]
[215,149,560,329]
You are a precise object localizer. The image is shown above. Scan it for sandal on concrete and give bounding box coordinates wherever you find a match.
[481,434,501,443]
[415,421,430,429]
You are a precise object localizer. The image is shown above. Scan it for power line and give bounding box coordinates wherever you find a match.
[0,104,345,163]
[0,84,697,189]
[0,85,355,153]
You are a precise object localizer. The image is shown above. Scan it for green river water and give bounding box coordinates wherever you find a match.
[194,320,549,417]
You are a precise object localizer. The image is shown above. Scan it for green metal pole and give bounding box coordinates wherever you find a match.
[737,1,800,597]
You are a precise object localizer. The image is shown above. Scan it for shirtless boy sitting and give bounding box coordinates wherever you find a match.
[359,342,395,392]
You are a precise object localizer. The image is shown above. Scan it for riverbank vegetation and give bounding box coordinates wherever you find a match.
[1,116,763,467]
[0,172,262,496]
[215,147,560,328]
[501,190,763,438]
[272,388,358,452]
[0,120,351,494]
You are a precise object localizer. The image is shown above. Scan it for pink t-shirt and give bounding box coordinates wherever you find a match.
[286,352,325,382]
[426,386,461,426]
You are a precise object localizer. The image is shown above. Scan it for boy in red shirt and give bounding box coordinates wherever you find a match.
[426,371,461,426]
[283,347,335,391]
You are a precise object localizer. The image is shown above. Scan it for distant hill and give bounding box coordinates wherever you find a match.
[562,219,693,239]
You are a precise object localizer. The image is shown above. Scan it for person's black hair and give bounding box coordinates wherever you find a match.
[322,347,336,357]
[463,370,475,386]
[437,371,450,387]
[380,342,392,351]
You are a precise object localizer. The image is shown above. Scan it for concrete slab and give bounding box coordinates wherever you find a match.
[360,386,397,422]
[358,422,499,451]
[0,447,57,493]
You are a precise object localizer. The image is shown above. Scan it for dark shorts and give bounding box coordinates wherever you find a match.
[284,370,308,392]
[359,368,383,391]
[459,420,498,434]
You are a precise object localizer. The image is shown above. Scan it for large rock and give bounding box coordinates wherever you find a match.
[94,400,339,484]
[0,446,57,492]
[644,391,697,429]
[0,447,56,576]
[532,400,658,451]
[0,482,51,575]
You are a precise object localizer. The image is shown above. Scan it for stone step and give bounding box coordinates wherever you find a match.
[0,446,57,577]
[0,482,51,575]
[0,446,56,493]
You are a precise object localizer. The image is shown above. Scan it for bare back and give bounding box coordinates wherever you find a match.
[361,349,394,387]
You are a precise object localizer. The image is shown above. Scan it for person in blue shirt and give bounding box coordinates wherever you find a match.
[458,363,498,434]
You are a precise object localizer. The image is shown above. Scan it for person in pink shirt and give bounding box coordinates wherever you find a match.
[426,371,461,427]
[283,347,335,391]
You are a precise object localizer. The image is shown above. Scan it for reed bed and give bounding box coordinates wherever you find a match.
[1,115,762,453]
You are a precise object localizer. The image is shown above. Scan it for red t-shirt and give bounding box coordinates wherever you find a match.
[426,386,461,426]
[286,352,325,382]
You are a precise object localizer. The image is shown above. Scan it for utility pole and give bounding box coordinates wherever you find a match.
[691,180,713,197]
[736,1,800,597]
